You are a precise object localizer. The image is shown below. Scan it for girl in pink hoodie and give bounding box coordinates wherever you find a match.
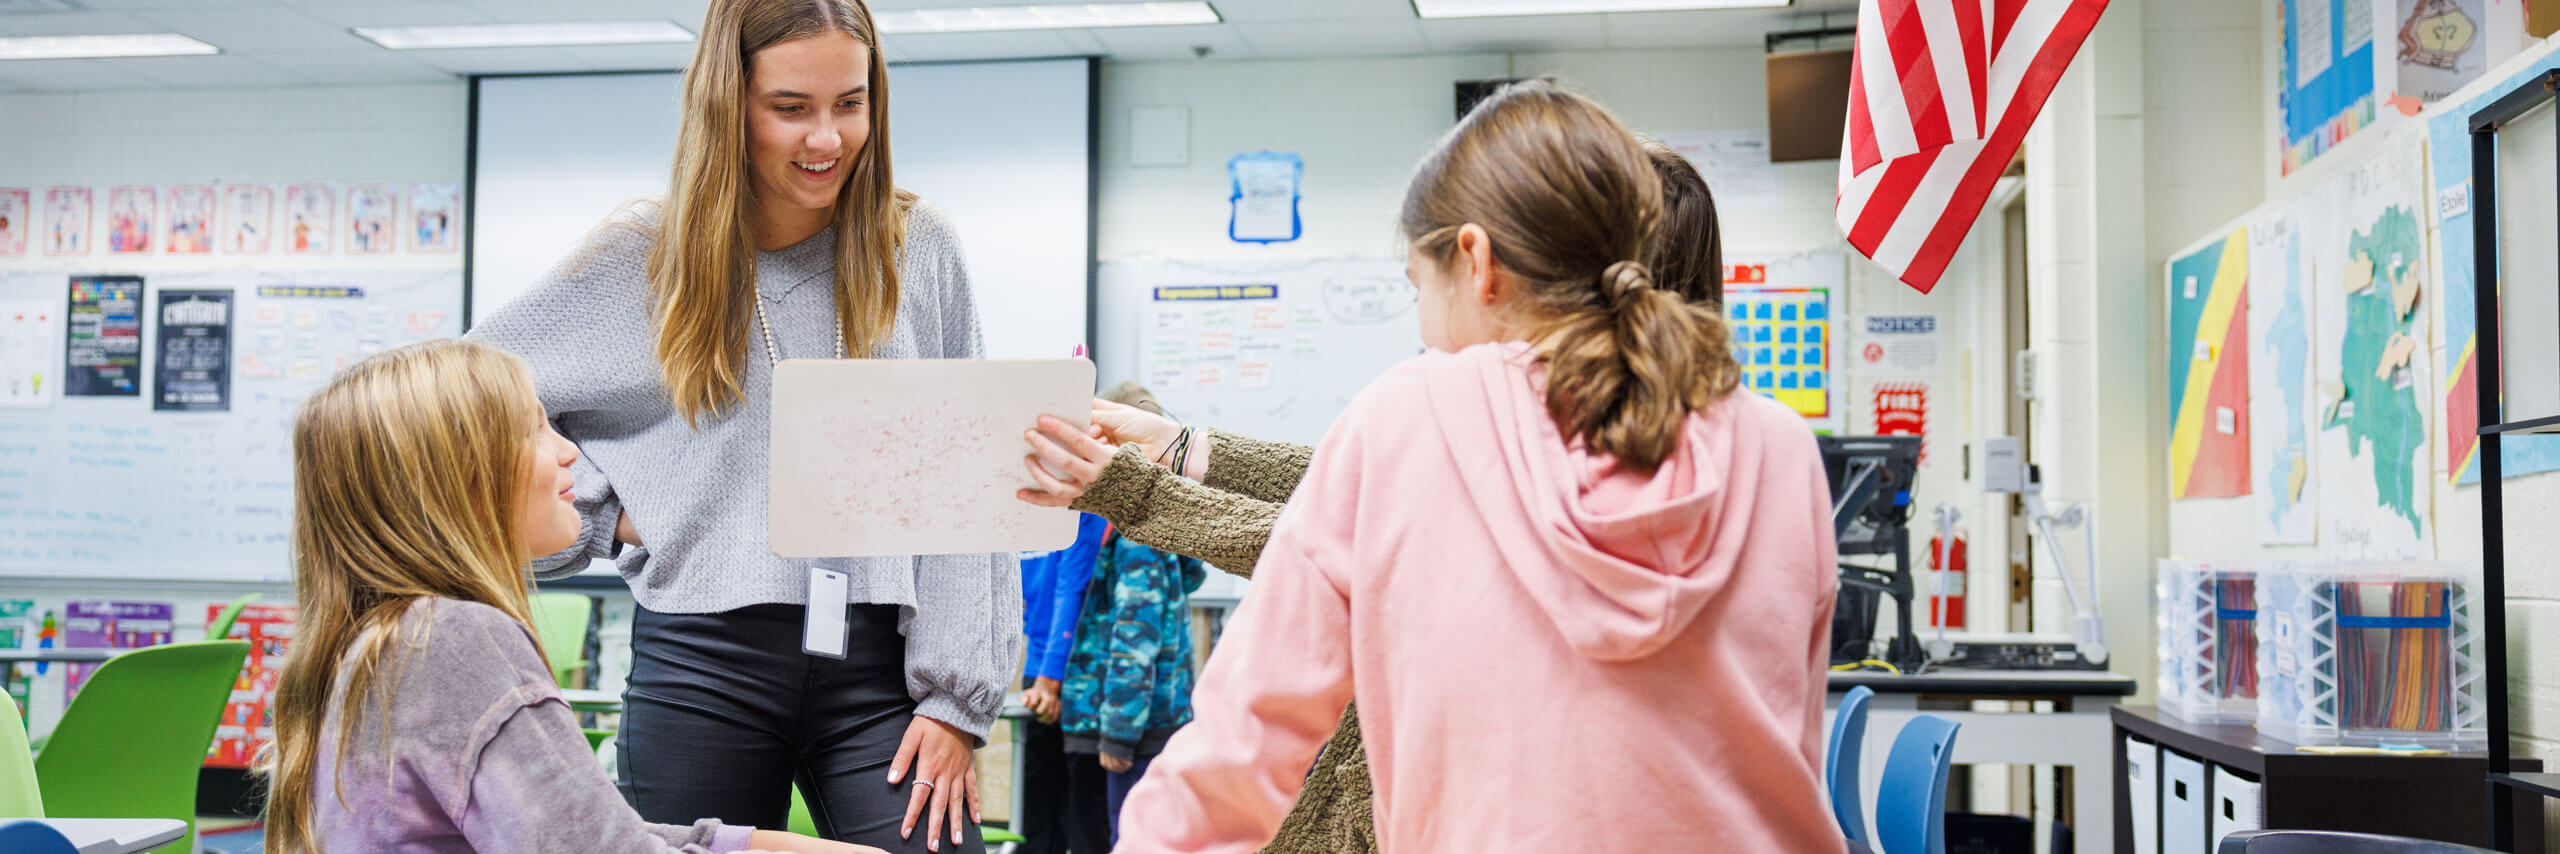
[1110,80,1845,853]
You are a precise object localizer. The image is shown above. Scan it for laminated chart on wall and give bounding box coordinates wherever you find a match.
[207,602,295,769]
[2427,48,2560,483]
[1722,251,1846,424]
[2283,0,2382,175]
[0,269,461,580]
[2314,135,2435,558]
[2250,196,2327,545]
[2167,226,2254,499]
[1114,258,1422,448]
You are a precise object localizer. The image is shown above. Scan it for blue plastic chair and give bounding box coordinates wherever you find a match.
[1875,713,1960,854]
[0,820,78,854]
[2216,830,2499,853]
[1826,685,1876,844]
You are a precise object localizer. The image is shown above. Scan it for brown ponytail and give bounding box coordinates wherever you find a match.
[1403,80,1743,473]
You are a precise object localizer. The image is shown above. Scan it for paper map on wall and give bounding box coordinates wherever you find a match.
[2249,198,2324,544]
[2427,49,2560,483]
[2313,135,2433,558]
[2168,227,2253,499]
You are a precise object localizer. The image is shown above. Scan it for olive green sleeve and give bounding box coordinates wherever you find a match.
[1199,428,1314,504]
[1069,443,1278,578]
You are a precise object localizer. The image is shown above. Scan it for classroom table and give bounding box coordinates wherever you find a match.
[559,688,623,714]
[25,817,189,854]
[0,648,117,663]
[1825,668,2137,854]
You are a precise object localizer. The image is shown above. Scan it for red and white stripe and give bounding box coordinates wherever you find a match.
[1836,0,2110,293]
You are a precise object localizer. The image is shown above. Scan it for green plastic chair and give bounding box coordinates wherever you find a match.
[34,640,248,854]
[527,592,593,688]
[204,593,262,641]
[0,693,41,818]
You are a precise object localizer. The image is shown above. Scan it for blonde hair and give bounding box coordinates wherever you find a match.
[260,339,549,854]
[655,0,913,427]
[1100,380,1166,416]
[1401,80,1742,472]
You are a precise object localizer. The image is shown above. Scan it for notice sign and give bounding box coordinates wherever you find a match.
[154,289,234,411]
[1858,313,1941,376]
[65,275,144,397]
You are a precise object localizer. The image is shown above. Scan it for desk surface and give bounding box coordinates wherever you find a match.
[0,648,117,663]
[29,818,189,854]
[559,688,621,708]
[1828,668,2138,697]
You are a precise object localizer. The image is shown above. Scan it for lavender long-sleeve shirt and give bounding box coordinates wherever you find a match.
[310,597,754,854]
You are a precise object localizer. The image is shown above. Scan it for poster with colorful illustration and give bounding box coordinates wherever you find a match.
[66,276,145,398]
[206,603,295,769]
[154,289,233,412]
[0,189,27,256]
[2428,49,2560,483]
[2249,195,2327,545]
[348,183,397,254]
[2167,226,2254,499]
[284,183,334,255]
[0,600,32,725]
[63,601,173,702]
[2313,134,2433,558]
[45,186,90,255]
[2,299,58,408]
[2283,0,2380,175]
[223,184,273,255]
[2391,0,2525,107]
[165,185,216,255]
[106,186,154,254]
[409,182,459,253]
[1724,285,1833,419]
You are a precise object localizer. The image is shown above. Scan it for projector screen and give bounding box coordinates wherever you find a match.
[467,58,1094,360]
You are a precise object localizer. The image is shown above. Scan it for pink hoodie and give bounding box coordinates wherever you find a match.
[1114,342,1845,853]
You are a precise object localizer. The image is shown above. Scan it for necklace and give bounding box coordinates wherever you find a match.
[753,291,847,364]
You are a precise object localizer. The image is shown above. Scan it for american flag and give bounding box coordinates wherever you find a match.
[1835,0,2111,293]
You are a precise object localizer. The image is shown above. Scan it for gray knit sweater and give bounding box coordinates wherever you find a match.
[465,199,1022,737]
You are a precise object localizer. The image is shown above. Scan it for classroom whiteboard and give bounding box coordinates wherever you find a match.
[0,269,463,581]
[468,59,1094,359]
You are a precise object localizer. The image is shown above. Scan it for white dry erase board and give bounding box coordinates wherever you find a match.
[770,358,1093,558]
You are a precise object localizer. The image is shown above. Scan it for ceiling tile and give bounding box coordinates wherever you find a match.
[65,0,272,10]
[133,6,369,52]
[402,46,591,75]
[464,0,677,25]
[556,41,695,72]
[1083,23,1249,61]
[289,2,492,29]
[113,52,314,87]
[1602,9,1782,49]
[889,29,1080,62]
[0,10,163,37]
[248,47,455,84]
[1211,0,1416,22]
[0,58,167,92]
[1233,18,1424,58]
[1417,13,1607,53]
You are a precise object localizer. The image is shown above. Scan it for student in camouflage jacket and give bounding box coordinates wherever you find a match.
[1059,524,1207,844]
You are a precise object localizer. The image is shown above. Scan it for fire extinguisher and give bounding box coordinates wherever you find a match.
[1928,530,1968,629]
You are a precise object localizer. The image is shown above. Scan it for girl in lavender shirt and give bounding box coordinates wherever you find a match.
[256,340,879,854]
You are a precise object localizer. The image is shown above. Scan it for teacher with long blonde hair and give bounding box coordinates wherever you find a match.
[468,1,1014,852]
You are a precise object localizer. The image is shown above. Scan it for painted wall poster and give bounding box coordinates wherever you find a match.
[2313,135,2433,558]
[1,300,57,408]
[106,186,154,254]
[66,276,145,398]
[0,188,27,256]
[2248,197,2324,545]
[348,182,397,254]
[223,184,273,255]
[284,183,334,255]
[2391,0,2525,107]
[205,603,294,769]
[2428,49,2560,483]
[154,289,233,412]
[2282,0,2380,175]
[165,185,216,255]
[409,182,459,253]
[45,186,90,256]
[2167,227,2254,499]
[62,601,172,702]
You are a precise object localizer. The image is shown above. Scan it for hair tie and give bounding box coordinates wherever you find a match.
[1600,260,1652,309]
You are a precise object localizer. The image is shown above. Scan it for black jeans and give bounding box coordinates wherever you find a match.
[619,603,984,854]
[1015,709,1111,854]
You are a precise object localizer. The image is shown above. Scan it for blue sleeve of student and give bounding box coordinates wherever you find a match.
[1097,542,1176,760]
[1035,513,1110,682]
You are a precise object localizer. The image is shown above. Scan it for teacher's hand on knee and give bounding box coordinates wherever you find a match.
[890,715,979,852]
[745,828,892,853]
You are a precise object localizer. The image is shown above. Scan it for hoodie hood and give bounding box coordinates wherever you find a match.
[1428,342,1746,662]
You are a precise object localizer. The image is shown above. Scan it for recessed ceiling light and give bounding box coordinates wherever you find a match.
[0,33,219,61]
[875,2,1222,34]
[350,20,696,51]
[1412,0,1791,18]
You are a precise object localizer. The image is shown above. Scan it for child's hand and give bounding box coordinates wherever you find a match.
[1099,752,1132,773]
[1089,399,1183,461]
[744,829,891,853]
[1017,415,1112,507]
[889,716,980,852]
[1023,676,1062,724]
